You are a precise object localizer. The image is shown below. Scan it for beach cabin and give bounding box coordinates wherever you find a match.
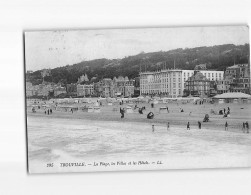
[218,99,224,104]
[79,106,94,112]
[213,92,251,104]
[159,107,168,113]
[153,100,158,104]
[126,106,134,113]
[93,106,101,113]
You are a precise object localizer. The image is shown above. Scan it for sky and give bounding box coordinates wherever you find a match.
[25,26,249,71]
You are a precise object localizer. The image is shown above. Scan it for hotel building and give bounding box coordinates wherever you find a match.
[139,69,224,98]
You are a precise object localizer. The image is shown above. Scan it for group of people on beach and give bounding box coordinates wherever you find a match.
[44,109,52,115]
[219,107,231,118]
[242,122,249,133]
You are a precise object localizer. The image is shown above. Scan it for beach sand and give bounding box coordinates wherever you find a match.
[26,102,251,173]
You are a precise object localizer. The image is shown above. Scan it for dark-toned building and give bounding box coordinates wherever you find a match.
[66,83,77,97]
[225,64,250,94]
[184,71,210,97]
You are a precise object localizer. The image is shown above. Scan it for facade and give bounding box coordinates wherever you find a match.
[77,73,89,83]
[216,79,231,94]
[139,68,224,98]
[36,84,54,97]
[66,83,77,96]
[54,86,67,97]
[77,83,94,97]
[184,71,210,97]
[225,64,250,94]
[194,64,207,70]
[77,84,84,96]
[83,84,94,96]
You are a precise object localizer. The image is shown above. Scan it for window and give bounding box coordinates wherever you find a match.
[173,83,176,88]
[178,78,181,82]
[208,73,210,77]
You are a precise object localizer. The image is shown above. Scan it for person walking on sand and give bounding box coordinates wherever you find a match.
[187,122,190,130]
[246,121,249,133]
[224,108,226,114]
[47,109,50,115]
[50,109,52,114]
[121,108,125,119]
[167,122,170,130]
[242,122,246,133]
[198,121,201,129]
[44,110,46,115]
[225,122,228,131]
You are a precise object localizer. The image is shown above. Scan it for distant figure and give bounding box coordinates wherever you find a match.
[228,107,230,113]
[246,121,249,133]
[50,109,52,114]
[138,108,143,114]
[121,108,125,118]
[152,125,155,132]
[187,122,190,130]
[180,109,184,112]
[167,122,170,130]
[151,103,154,108]
[242,122,246,133]
[224,108,226,114]
[198,121,201,129]
[44,111,46,115]
[166,106,169,113]
[47,109,49,115]
[71,108,73,113]
[225,122,228,131]
[147,112,154,119]
[223,113,228,118]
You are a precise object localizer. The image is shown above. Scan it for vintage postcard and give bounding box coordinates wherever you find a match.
[25,26,251,174]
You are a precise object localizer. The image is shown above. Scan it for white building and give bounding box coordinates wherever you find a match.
[140,69,224,98]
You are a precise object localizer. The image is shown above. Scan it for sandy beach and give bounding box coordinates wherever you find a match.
[27,101,251,173]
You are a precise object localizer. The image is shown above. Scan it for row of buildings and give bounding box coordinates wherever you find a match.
[26,75,139,98]
[26,63,250,99]
[139,63,250,97]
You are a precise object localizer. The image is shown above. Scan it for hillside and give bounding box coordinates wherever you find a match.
[26,43,250,85]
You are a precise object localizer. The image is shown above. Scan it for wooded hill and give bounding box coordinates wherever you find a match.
[26,44,250,85]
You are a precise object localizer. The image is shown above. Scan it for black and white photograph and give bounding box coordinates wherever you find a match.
[24,26,251,174]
